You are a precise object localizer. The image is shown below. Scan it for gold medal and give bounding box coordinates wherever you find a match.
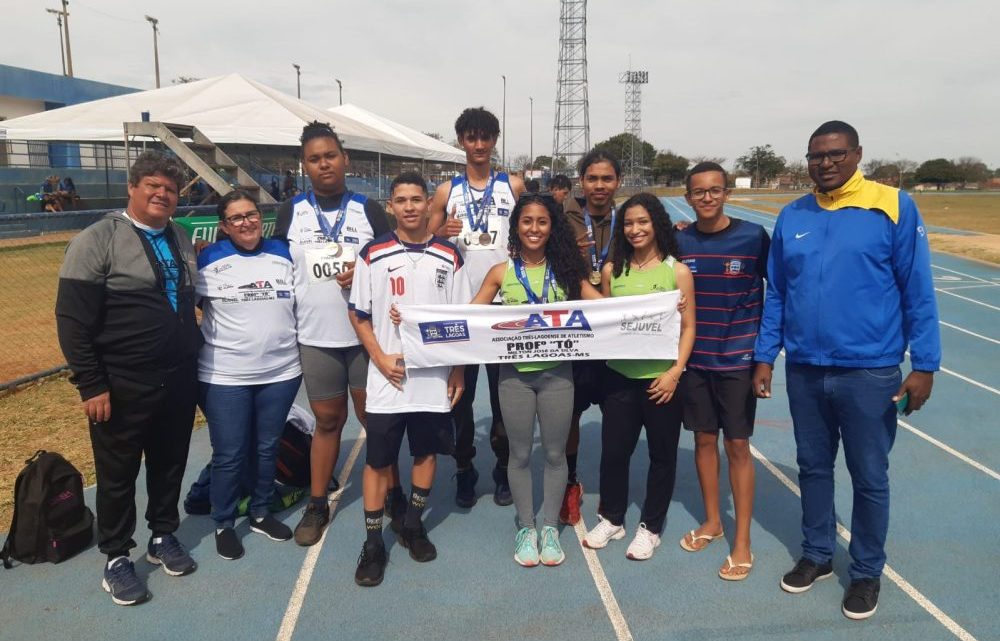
[589,271,601,286]
[479,232,492,246]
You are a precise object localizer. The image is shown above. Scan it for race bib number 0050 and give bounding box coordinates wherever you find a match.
[305,244,356,282]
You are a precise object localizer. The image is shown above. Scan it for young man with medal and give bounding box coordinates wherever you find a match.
[273,121,393,547]
[558,149,623,525]
[429,107,525,509]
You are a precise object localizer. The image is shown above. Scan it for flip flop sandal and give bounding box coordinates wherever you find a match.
[679,529,724,552]
[718,553,754,581]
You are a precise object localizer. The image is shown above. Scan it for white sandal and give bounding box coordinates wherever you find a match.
[718,553,754,581]
[679,529,724,552]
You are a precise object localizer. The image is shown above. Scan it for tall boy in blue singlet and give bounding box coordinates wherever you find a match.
[429,107,525,508]
[676,162,769,581]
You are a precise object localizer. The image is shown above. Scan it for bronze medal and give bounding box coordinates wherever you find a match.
[589,270,601,286]
[479,232,492,246]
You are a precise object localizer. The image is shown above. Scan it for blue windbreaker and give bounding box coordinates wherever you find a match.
[754,191,940,371]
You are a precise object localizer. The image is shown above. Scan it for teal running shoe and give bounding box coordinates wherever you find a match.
[514,527,539,567]
[539,526,565,566]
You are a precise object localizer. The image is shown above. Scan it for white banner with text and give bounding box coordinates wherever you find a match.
[398,292,680,368]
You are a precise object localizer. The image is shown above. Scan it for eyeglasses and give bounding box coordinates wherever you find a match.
[805,148,857,165]
[688,186,728,200]
[223,211,261,226]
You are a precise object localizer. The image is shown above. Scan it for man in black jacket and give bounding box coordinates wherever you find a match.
[56,152,201,606]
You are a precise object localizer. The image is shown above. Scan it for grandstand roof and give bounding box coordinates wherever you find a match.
[0,74,465,163]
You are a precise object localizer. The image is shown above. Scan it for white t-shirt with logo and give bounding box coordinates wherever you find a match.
[196,238,301,385]
[349,233,468,413]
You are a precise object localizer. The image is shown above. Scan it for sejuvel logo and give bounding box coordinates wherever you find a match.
[492,309,591,332]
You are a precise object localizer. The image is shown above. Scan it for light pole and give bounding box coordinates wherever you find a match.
[45,8,66,75]
[61,0,73,77]
[335,78,343,105]
[144,15,160,88]
[501,75,506,170]
[292,64,301,98]
[529,96,534,172]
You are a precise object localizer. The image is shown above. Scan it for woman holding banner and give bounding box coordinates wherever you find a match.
[470,194,602,567]
[582,193,696,561]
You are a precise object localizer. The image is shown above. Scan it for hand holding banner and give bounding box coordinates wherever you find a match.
[398,291,680,368]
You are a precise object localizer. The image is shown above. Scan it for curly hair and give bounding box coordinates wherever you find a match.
[128,151,185,189]
[507,194,586,300]
[300,120,345,153]
[454,107,500,139]
[610,192,678,279]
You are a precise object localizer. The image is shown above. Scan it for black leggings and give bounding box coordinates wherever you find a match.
[598,368,682,534]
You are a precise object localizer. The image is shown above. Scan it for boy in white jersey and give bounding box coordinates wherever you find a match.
[429,107,525,508]
[349,172,466,587]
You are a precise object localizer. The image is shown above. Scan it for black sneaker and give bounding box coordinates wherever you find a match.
[328,476,341,493]
[385,490,407,535]
[455,465,479,508]
[492,465,513,507]
[293,502,330,546]
[215,527,244,560]
[398,522,437,562]
[102,558,151,606]
[780,557,834,593]
[146,534,197,576]
[354,540,388,587]
[842,578,880,620]
[250,514,293,541]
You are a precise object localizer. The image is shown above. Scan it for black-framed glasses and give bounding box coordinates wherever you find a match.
[688,186,728,200]
[805,148,856,165]
[223,211,262,225]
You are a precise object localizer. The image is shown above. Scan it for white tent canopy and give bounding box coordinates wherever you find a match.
[0,74,466,163]
[328,104,462,164]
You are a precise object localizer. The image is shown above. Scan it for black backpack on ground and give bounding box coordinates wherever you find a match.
[1,450,94,568]
[274,422,312,489]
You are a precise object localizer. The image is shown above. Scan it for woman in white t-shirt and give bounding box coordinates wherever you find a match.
[197,190,302,561]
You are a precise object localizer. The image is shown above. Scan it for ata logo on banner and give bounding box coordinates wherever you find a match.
[491,309,591,332]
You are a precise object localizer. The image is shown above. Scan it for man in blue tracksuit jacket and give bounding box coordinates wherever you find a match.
[753,121,940,621]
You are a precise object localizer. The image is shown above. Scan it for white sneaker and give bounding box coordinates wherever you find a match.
[626,523,661,560]
[582,515,625,549]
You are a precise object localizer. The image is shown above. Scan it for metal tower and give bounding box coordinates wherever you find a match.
[619,69,648,187]
[551,0,590,175]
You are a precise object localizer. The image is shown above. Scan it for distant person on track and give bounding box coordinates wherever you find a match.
[273,121,394,547]
[56,151,200,606]
[754,120,940,620]
[348,172,466,586]
[429,107,525,509]
[196,190,302,560]
[676,162,770,580]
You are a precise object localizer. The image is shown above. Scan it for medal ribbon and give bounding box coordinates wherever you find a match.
[514,258,554,305]
[460,171,497,233]
[309,190,352,242]
[583,206,616,274]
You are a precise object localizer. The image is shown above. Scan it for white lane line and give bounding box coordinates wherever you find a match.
[572,520,635,641]
[749,444,980,641]
[931,264,1000,286]
[939,321,1000,345]
[276,431,367,641]
[936,288,1000,311]
[897,419,1000,481]
[937,364,1000,396]
[661,197,694,222]
[939,284,1000,292]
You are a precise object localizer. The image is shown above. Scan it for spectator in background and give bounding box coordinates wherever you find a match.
[59,175,79,209]
[282,169,296,200]
[525,178,541,194]
[270,176,281,202]
[56,151,201,606]
[548,174,572,206]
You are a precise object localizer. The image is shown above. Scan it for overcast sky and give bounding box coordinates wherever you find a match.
[4,0,999,168]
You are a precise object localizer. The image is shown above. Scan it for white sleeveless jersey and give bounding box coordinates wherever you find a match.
[285,192,379,347]
[196,239,301,385]
[349,233,468,413]
[442,172,516,299]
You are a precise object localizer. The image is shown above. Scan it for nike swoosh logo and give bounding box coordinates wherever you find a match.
[795,232,811,239]
[388,265,405,273]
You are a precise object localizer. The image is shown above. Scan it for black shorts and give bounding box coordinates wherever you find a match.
[365,412,455,469]
[572,360,609,415]
[680,368,756,440]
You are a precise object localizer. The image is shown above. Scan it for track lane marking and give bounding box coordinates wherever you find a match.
[572,519,634,641]
[939,321,999,344]
[749,443,981,641]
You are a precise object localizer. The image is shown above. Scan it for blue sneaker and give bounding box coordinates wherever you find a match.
[102,558,151,606]
[146,534,197,576]
[514,527,539,567]
[539,526,565,566]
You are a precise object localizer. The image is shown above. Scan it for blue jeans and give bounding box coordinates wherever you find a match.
[199,376,302,527]
[785,363,899,580]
